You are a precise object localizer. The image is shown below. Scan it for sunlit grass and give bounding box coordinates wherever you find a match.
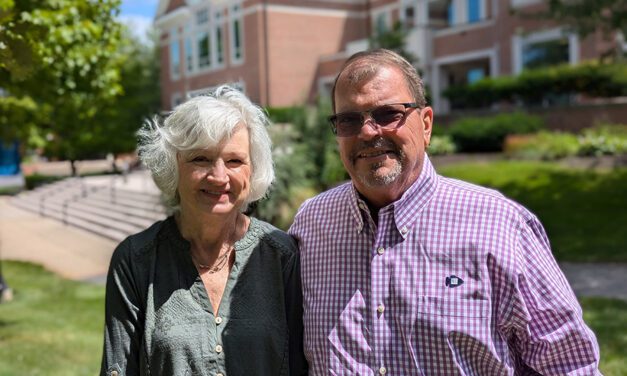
[580,297,627,375]
[0,261,104,376]
[440,161,627,262]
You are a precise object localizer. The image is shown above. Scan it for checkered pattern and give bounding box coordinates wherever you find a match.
[289,156,601,375]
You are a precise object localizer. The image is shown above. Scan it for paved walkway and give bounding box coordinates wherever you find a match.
[0,195,115,282]
[0,171,158,283]
[1,174,626,301]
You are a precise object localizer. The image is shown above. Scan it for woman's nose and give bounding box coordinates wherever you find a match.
[205,160,229,183]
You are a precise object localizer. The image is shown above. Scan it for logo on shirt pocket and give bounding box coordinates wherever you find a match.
[445,275,464,288]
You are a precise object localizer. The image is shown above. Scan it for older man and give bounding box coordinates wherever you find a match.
[289,49,600,375]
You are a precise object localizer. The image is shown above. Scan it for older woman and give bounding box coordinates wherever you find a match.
[101,86,307,376]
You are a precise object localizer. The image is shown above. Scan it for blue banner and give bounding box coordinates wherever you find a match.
[0,141,20,176]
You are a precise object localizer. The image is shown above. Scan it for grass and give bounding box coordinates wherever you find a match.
[580,297,627,375]
[0,261,625,374]
[0,261,104,376]
[439,161,627,262]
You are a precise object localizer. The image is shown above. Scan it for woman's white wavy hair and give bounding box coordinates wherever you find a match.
[137,85,274,211]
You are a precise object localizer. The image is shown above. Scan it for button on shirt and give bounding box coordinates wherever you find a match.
[102,217,307,376]
[289,157,600,375]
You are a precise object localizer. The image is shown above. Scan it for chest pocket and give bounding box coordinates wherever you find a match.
[399,295,493,374]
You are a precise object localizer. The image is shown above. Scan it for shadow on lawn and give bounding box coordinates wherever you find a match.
[482,168,627,262]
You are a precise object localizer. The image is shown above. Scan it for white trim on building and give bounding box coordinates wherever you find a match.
[512,27,579,74]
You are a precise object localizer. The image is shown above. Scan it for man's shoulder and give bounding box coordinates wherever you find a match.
[436,175,534,221]
[297,181,353,214]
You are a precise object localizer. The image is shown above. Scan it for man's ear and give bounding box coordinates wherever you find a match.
[421,107,434,146]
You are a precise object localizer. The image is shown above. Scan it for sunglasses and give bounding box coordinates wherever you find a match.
[328,102,419,137]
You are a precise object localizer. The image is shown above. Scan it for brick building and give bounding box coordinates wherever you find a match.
[155,0,621,113]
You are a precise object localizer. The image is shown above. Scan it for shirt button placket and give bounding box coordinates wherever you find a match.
[379,366,387,374]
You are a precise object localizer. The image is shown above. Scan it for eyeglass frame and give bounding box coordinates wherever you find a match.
[327,102,420,137]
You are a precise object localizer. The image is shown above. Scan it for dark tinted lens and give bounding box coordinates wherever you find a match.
[335,112,364,136]
[371,105,405,127]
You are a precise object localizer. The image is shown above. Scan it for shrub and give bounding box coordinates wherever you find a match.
[578,125,627,156]
[448,112,545,152]
[443,62,627,109]
[25,174,66,190]
[265,106,306,124]
[428,135,456,155]
[504,131,579,160]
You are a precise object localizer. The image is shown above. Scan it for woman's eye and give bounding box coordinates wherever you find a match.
[228,159,243,164]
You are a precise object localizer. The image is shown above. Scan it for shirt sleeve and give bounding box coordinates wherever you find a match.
[507,215,601,375]
[283,249,309,376]
[101,240,144,376]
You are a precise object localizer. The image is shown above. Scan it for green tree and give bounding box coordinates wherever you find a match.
[543,0,626,39]
[88,28,161,158]
[0,0,124,173]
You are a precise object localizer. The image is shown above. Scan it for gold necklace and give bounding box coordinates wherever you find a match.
[192,246,233,274]
[191,215,241,273]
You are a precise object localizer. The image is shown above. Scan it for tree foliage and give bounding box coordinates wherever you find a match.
[0,0,125,164]
[543,0,627,40]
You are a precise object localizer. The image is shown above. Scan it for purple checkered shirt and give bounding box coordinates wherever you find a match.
[289,156,601,375]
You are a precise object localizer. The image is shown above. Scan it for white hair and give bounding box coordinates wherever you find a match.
[137,85,274,211]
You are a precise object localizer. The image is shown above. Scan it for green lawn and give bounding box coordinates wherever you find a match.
[0,260,625,374]
[440,161,627,262]
[0,262,104,376]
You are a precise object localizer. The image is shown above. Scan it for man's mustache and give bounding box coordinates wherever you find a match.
[350,137,401,162]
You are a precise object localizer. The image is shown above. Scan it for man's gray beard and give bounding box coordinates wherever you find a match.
[355,157,404,188]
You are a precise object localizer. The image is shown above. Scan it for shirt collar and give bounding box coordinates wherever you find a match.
[348,155,439,237]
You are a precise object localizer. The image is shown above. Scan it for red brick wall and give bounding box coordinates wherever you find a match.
[265,10,366,107]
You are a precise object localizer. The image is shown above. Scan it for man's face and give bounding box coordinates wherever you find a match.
[334,65,433,208]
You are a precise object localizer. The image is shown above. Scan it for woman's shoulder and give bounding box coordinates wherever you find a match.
[245,217,298,256]
[111,218,170,265]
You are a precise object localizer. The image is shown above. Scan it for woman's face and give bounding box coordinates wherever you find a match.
[177,125,252,216]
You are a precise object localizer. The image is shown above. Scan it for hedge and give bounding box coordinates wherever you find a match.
[443,62,627,109]
[448,112,545,152]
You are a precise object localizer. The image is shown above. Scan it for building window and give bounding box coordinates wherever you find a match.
[197,31,211,68]
[403,5,415,27]
[522,38,569,70]
[514,28,578,74]
[215,25,224,64]
[230,4,243,64]
[184,37,193,73]
[468,0,480,23]
[447,1,455,25]
[374,12,389,35]
[196,9,209,25]
[170,29,180,79]
[467,68,485,84]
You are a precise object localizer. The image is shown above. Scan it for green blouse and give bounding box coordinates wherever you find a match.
[101,216,307,376]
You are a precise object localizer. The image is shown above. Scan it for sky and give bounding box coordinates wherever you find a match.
[118,0,160,43]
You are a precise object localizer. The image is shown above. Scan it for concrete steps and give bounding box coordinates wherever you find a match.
[10,173,168,242]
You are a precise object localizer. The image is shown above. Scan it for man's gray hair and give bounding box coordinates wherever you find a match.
[137,85,274,210]
[331,48,427,111]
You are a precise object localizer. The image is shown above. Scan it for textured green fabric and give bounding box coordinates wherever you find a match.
[101,216,307,376]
